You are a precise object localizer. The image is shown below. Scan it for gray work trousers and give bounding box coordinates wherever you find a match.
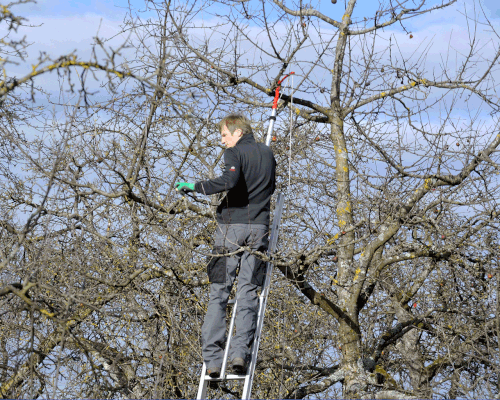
[201,223,269,370]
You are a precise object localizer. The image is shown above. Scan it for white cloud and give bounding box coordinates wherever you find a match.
[6,13,127,61]
[0,11,134,101]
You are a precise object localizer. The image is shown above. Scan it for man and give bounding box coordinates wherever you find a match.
[175,113,276,378]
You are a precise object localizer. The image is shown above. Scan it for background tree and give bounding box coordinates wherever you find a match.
[1,0,500,399]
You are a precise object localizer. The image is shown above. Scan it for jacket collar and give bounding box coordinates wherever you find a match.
[235,134,255,147]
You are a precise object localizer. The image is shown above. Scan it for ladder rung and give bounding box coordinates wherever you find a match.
[204,374,247,381]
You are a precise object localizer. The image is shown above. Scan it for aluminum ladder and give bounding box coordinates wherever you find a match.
[196,192,285,399]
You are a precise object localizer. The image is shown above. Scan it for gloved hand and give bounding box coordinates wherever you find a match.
[175,182,195,194]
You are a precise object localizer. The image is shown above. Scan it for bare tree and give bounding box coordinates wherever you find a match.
[152,0,500,397]
[1,0,500,399]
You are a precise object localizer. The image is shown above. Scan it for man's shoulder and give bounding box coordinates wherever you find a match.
[260,142,276,160]
[224,146,239,159]
[255,141,274,153]
[236,138,275,160]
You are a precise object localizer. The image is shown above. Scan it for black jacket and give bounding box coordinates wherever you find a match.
[194,134,276,225]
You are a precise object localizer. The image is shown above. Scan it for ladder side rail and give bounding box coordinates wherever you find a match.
[220,297,238,377]
[268,192,285,252]
[241,261,274,399]
[241,192,285,399]
[196,363,208,399]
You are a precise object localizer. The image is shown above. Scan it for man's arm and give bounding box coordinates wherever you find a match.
[195,148,241,195]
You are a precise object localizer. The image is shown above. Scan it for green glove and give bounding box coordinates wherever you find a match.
[175,182,195,194]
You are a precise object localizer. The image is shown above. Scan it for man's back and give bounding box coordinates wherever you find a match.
[196,134,276,225]
[219,135,276,225]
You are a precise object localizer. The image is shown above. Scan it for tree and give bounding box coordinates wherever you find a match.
[1,0,500,398]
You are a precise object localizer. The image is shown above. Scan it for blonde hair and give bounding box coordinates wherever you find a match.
[218,113,253,136]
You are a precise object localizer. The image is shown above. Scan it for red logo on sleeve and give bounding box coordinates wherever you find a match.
[229,166,236,171]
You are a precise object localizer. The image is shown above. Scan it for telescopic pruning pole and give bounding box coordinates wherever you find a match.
[265,72,294,146]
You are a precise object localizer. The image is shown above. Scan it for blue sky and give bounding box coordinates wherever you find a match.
[15,0,500,19]
[17,0,132,19]
[3,0,496,62]
[3,0,499,219]
[9,0,498,65]
[4,0,499,120]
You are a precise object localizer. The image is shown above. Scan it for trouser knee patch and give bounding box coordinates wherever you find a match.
[251,251,267,286]
[207,246,227,284]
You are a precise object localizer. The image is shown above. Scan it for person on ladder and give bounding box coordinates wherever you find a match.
[175,113,277,379]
